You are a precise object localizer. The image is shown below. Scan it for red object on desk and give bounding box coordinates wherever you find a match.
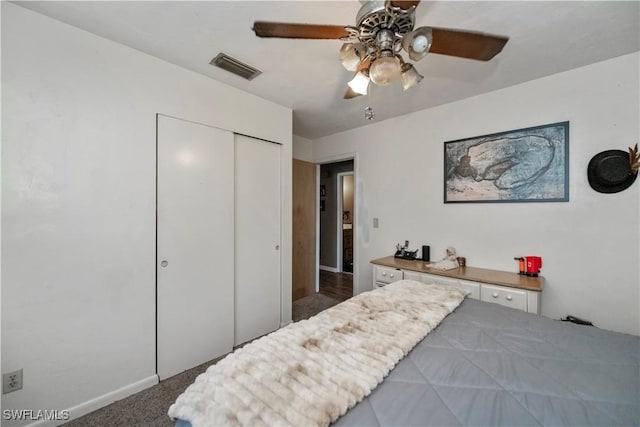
[524,256,542,276]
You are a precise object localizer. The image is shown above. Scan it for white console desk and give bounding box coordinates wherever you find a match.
[371,256,544,314]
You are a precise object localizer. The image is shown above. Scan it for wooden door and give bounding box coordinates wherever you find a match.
[292,159,317,300]
[234,134,281,345]
[156,115,234,380]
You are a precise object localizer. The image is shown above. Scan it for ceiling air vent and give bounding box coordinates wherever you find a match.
[210,53,262,81]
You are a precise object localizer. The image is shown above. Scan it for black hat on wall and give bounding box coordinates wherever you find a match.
[587,149,637,194]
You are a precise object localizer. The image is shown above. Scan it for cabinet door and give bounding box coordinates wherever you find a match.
[157,115,234,380]
[481,284,527,311]
[234,135,282,345]
[458,279,481,300]
[403,270,422,282]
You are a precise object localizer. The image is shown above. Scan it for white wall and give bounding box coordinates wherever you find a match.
[313,52,640,336]
[1,3,292,425]
[293,134,313,161]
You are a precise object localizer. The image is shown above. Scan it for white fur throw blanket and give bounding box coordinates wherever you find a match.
[168,280,468,427]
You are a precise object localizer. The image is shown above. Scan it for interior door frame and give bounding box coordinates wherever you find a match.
[313,152,358,296]
[315,165,320,293]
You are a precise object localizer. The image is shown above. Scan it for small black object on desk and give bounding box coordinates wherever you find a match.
[422,245,430,262]
[394,249,419,260]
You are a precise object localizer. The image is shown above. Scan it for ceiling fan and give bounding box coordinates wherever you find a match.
[253,0,509,99]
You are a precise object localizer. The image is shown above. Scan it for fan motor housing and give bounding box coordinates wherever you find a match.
[356,1,415,47]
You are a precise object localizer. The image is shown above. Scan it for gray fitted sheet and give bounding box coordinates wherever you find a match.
[176,298,639,426]
[333,298,639,427]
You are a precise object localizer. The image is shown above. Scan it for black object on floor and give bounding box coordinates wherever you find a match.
[562,315,594,326]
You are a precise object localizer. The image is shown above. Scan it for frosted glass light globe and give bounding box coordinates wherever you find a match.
[369,55,401,86]
[412,35,429,53]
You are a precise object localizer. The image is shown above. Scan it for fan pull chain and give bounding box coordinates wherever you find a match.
[364,106,375,120]
[365,86,375,120]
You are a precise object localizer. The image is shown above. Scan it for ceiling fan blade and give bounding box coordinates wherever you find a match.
[389,1,421,10]
[253,21,349,39]
[429,27,508,61]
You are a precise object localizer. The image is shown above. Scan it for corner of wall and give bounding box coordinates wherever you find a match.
[292,134,313,162]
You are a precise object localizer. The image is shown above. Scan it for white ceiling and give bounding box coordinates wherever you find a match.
[14,1,640,139]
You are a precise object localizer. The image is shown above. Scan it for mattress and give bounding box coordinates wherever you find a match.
[174,296,639,426]
[334,298,639,426]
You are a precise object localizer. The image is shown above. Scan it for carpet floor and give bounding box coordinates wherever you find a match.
[62,292,343,427]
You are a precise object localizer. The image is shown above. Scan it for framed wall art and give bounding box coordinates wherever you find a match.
[444,121,569,203]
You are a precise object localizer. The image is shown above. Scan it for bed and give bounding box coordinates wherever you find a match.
[169,280,639,427]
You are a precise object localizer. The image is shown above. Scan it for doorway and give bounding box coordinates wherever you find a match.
[290,155,357,316]
[337,172,354,273]
[317,159,355,299]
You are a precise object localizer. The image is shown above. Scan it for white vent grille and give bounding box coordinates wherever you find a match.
[210,53,262,81]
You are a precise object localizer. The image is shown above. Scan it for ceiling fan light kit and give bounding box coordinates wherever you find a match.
[400,63,423,91]
[369,50,401,85]
[344,86,363,100]
[403,27,432,61]
[340,42,366,71]
[253,0,508,110]
[347,70,371,95]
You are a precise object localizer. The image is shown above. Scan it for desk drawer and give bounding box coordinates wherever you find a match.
[375,266,403,284]
[481,284,526,311]
[420,273,459,286]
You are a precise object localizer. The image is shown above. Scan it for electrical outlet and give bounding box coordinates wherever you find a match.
[3,369,23,394]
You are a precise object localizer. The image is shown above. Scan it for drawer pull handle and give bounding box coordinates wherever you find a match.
[506,295,513,301]
[390,273,394,278]
[382,272,386,276]
[492,292,499,298]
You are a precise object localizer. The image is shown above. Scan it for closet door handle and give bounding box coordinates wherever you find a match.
[161,260,168,268]
[275,245,280,250]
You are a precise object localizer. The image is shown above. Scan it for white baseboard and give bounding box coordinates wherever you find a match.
[26,375,159,427]
[319,265,340,273]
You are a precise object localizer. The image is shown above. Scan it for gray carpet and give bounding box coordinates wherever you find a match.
[62,357,217,427]
[292,292,342,322]
[62,292,342,426]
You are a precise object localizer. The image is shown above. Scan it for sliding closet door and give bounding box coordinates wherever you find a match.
[234,134,281,345]
[157,115,234,380]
